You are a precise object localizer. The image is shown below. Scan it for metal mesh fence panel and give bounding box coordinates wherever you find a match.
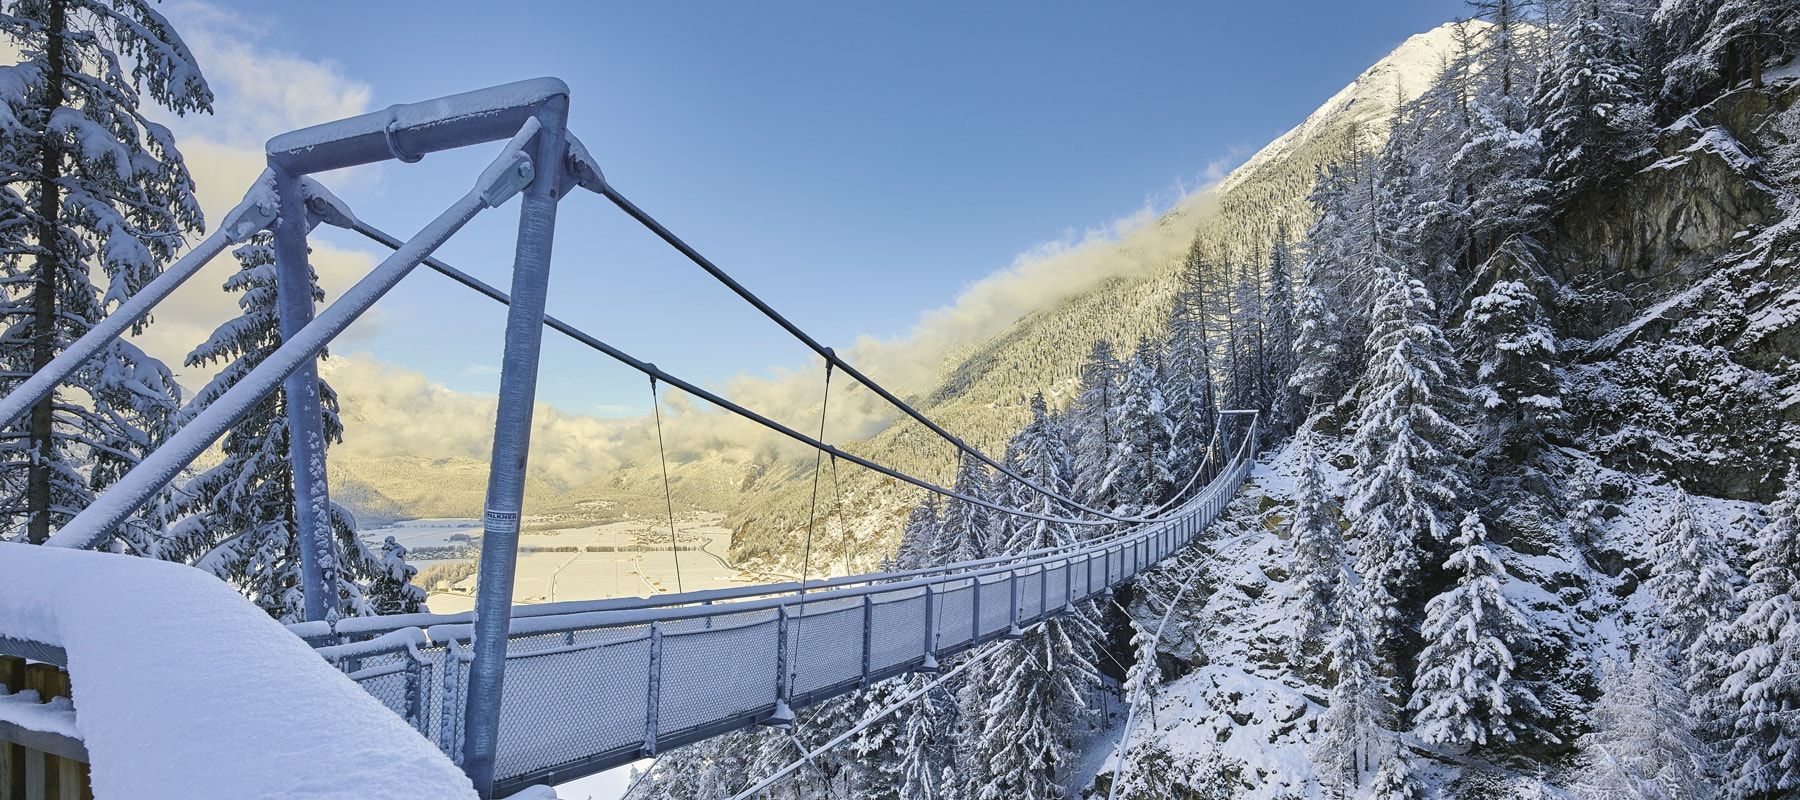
[789,605,863,696]
[1019,567,1044,623]
[868,589,926,673]
[1044,563,1068,612]
[936,581,974,651]
[976,575,1010,639]
[494,627,653,780]
[657,612,778,736]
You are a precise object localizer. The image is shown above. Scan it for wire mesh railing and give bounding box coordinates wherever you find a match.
[308,414,1257,795]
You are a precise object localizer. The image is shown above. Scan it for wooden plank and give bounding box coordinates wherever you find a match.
[0,658,22,694]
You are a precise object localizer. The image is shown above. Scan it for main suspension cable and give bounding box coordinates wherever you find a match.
[594,184,1166,525]
[346,218,1183,528]
[344,218,1246,532]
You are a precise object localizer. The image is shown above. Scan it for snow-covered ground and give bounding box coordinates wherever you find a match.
[365,515,774,614]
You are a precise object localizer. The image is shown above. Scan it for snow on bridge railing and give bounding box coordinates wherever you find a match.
[306,415,1259,796]
[0,543,480,800]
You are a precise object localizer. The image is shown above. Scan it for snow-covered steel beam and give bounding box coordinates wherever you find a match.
[462,93,570,800]
[0,542,479,799]
[266,77,569,174]
[0,177,280,430]
[44,136,537,552]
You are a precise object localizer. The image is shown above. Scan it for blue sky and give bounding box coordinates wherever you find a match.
[198,1,1464,418]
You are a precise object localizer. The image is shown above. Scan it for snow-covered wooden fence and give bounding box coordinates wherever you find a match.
[0,657,87,800]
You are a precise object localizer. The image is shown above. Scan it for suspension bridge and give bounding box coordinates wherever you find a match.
[0,79,1262,799]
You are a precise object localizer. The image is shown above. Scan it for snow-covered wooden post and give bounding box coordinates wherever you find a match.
[269,166,339,624]
[462,88,572,798]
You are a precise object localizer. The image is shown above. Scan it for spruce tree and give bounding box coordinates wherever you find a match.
[0,0,210,546]
[1370,747,1423,800]
[1315,598,1392,795]
[1097,342,1176,513]
[1346,269,1472,647]
[1461,254,1565,454]
[1648,491,1740,659]
[1539,0,1652,201]
[965,393,1101,800]
[895,494,941,571]
[935,451,992,564]
[1264,227,1300,431]
[1409,512,1551,748]
[1166,241,1220,479]
[895,676,960,800]
[1288,437,1345,675]
[1719,468,1800,797]
[1289,242,1343,411]
[1574,644,1711,800]
[1071,340,1122,507]
[161,235,422,620]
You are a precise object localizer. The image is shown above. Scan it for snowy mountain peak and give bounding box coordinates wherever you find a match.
[1214,21,1484,197]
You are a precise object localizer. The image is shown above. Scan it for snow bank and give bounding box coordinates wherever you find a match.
[0,543,477,800]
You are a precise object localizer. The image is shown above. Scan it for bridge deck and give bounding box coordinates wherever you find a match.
[303,446,1255,796]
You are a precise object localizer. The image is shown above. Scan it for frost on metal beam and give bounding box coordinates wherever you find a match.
[266,77,570,174]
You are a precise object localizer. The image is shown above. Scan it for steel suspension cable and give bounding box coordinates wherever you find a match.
[594,184,1165,525]
[789,363,834,708]
[343,216,1232,530]
[650,376,683,594]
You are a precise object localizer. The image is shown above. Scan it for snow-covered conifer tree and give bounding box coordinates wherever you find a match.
[1097,341,1177,513]
[965,393,1102,800]
[1573,644,1711,800]
[1461,254,1565,454]
[894,677,960,800]
[1346,268,1472,647]
[895,494,941,570]
[1071,340,1123,506]
[1289,438,1346,674]
[1369,747,1423,800]
[1649,490,1740,658]
[1315,597,1391,794]
[1539,0,1652,201]
[1409,512,1551,748]
[160,234,422,620]
[0,0,210,546]
[1718,467,1800,797]
[1663,0,1800,102]
[934,451,992,564]
[1264,228,1299,431]
[1166,241,1220,478]
[1289,242,1343,411]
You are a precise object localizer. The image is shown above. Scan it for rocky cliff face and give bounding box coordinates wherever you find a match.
[1562,73,1800,500]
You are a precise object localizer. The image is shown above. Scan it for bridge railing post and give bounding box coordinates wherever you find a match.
[920,582,939,673]
[859,595,874,687]
[643,622,663,755]
[1006,569,1022,638]
[770,606,794,724]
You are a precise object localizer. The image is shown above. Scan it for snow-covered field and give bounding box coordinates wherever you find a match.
[362,515,777,614]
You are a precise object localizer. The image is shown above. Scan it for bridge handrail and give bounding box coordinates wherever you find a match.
[298,413,1258,647]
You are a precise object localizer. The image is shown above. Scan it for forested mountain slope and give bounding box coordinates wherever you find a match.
[720,24,1476,569]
